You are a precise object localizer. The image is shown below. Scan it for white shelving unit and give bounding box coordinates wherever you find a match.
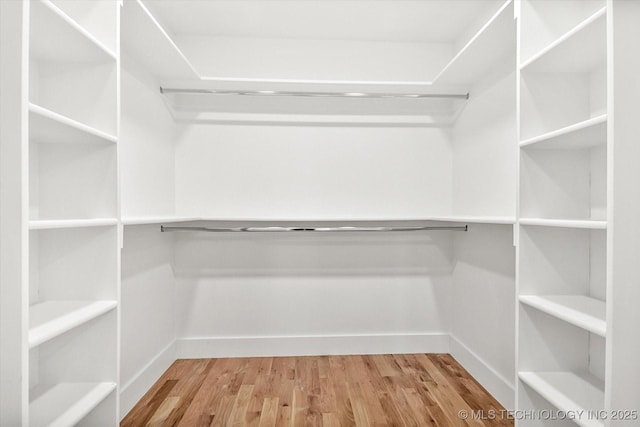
[520,6,606,142]
[517,1,614,425]
[24,0,121,425]
[29,0,117,135]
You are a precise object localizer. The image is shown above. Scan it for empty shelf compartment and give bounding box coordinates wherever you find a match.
[29,300,117,348]
[519,295,606,337]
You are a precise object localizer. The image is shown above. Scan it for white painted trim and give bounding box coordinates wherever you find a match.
[449,335,515,410]
[176,333,450,359]
[119,341,176,420]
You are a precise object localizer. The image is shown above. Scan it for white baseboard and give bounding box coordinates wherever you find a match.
[449,335,515,410]
[176,333,450,359]
[119,341,177,420]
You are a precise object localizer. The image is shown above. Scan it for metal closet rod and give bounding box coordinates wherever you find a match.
[159,87,470,100]
[160,225,468,233]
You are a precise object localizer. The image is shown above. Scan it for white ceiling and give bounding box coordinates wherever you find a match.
[145,0,502,43]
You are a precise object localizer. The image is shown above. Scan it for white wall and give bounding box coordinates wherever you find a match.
[450,224,516,409]
[176,36,452,82]
[120,53,176,217]
[173,230,453,356]
[452,54,517,217]
[175,124,452,219]
[120,226,176,417]
[119,54,179,417]
[0,1,28,422]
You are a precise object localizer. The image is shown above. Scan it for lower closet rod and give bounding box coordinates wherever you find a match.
[160,225,468,233]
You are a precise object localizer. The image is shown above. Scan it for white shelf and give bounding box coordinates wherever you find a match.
[144,216,513,226]
[30,382,116,427]
[153,217,477,229]
[428,215,515,225]
[133,216,467,227]
[520,115,607,150]
[434,0,515,86]
[49,0,117,55]
[29,300,117,348]
[30,0,116,63]
[521,8,606,72]
[519,218,607,230]
[121,0,199,80]
[122,216,199,226]
[519,371,604,427]
[196,217,462,224]
[519,295,606,337]
[29,218,118,230]
[29,104,117,145]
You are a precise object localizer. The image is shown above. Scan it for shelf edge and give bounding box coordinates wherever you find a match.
[519,218,607,230]
[29,218,118,230]
[519,115,607,148]
[38,0,117,61]
[29,300,118,348]
[29,103,118,144]
[520,7,607,71]
[519,295,606,337]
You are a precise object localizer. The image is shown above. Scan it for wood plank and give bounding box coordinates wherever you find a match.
[121,379,178,427]
[328,356,356,426]
[346,382,371,427]
[382,377,420,427]
[147,396,180,427]
[210,395,236,427]
[371,354,403,378]
[178,358,235,426]
[258,397,279,427]
[322,412,342,427]
[248,358,275,413]
[228,384,255,426]
[402,388,438,427]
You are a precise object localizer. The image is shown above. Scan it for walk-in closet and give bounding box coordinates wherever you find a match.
[1,0,639,426]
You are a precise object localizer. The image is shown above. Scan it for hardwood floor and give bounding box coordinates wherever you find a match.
[122,354,512,427]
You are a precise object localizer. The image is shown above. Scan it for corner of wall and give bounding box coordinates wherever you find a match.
[119,340,177,420]
[450,334,515,410]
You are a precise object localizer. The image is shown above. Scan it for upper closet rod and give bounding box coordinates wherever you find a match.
[159,87,470,100]
[160,225,468,233]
